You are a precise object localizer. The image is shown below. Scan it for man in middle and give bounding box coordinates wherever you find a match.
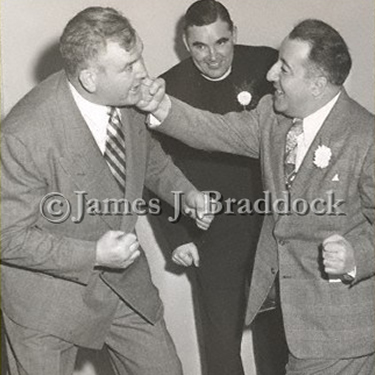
[148,1,286,374]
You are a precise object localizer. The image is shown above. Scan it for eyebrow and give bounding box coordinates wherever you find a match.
[216,37,229,44]
[192,41,206,47]
[191,37,230,47]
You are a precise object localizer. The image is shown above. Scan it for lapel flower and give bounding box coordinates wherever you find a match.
[237,91,252,109]
[313,145,332,168]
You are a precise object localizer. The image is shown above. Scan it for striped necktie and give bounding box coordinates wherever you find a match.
[104,107,126,191]
[284,118,303,189]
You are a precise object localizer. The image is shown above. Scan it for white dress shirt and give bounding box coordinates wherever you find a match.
[294,92,341,171]
[69,82,111,154]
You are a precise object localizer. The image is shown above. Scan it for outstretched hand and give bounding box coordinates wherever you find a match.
[136,77,171,121]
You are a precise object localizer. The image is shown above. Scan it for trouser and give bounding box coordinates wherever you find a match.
[251,307,289,375]
[3,299,182,375]
[194,267,288,375]
[195,274,248,375]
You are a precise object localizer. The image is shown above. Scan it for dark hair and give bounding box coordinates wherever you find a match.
[289,19,352,86]
[184,0,234,33]
[60,7,136,76]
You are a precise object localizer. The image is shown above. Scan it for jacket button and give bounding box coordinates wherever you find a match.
[271,267,277,274]
[279,240,285,246]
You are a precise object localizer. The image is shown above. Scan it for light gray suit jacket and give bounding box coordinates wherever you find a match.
[1,71,195,349]
[158,91,375,359]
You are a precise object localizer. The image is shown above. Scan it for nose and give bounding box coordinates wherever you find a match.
[207,47,218,61]
[266,61,281,82]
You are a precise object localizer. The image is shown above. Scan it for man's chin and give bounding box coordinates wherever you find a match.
[119,94,141,108]
[272,97,286,115]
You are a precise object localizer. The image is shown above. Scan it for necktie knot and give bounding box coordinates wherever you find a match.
[108,107,122,128]
[285,118,304,154]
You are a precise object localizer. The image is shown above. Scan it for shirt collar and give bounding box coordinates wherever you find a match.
[68,81,111,119]
[301,91,341,146]
[200,66,232,82]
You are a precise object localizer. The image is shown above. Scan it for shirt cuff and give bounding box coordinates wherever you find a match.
[347,266,357,278]
[147,114,162,128]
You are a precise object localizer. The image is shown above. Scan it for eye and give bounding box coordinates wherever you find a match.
[281,66,288,74]
[193,44,206,51]
[122,63,134,73]
[125,64,134,72]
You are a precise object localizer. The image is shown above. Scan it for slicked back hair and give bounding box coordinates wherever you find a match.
[289,19,352,86]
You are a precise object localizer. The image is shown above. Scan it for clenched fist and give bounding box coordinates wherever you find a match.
[95,231,140,269]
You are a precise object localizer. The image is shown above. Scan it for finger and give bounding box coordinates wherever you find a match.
[190,249,200,267]
[322,234,344,247]
[129,241,140,253]
[149,78,165,96]
[142,77,153,87]
[172,255,190,267]
[196,195,209,220]
[196,215,214,230]
[184,206,194,218]
[324,259,344,275]
[121,250,141,268]
[323,252,344,263]
[196,221,210,231]
[129,249,141,261]
[181,252,193,266]
[323,242,342,253]
[119,233,137,245]
[324,266,341,275]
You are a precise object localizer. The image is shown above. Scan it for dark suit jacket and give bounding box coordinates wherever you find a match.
[157,91,375,359]
[1,71,195,349]
[151,45,276,256]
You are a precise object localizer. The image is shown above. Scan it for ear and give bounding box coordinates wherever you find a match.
[311,76,328,98]
[183,32,191,52]
[232,25,238,44]
[78,69,97,93]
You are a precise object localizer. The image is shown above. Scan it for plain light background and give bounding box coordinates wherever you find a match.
[1,1,374,375]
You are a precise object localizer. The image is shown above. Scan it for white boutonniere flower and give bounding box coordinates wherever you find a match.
[237,91,252,109]
[313,145,332,168]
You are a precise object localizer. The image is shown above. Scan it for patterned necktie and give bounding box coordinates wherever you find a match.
[284,118,303,189]
[104,107,127,191]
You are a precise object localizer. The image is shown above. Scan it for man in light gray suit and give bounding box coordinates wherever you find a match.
[148,19,375,374]
[1,7,213,375]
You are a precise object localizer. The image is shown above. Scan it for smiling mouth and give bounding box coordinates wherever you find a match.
[207,62,221,69]
[274,87,284,96]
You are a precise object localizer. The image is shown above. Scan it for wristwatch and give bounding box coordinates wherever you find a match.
[341,267,356,283]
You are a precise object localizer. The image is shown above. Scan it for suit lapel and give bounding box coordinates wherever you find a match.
[118,108,148,232]
[55,73,123,229]
[289,90,350,197]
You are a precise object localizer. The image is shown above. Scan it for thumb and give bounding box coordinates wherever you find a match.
[195,193,209,220]
[190,247,200,267]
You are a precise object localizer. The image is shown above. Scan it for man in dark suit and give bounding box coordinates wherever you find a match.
[149,19,375,375]
[1,7,212,375]
[148,1,286,374]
